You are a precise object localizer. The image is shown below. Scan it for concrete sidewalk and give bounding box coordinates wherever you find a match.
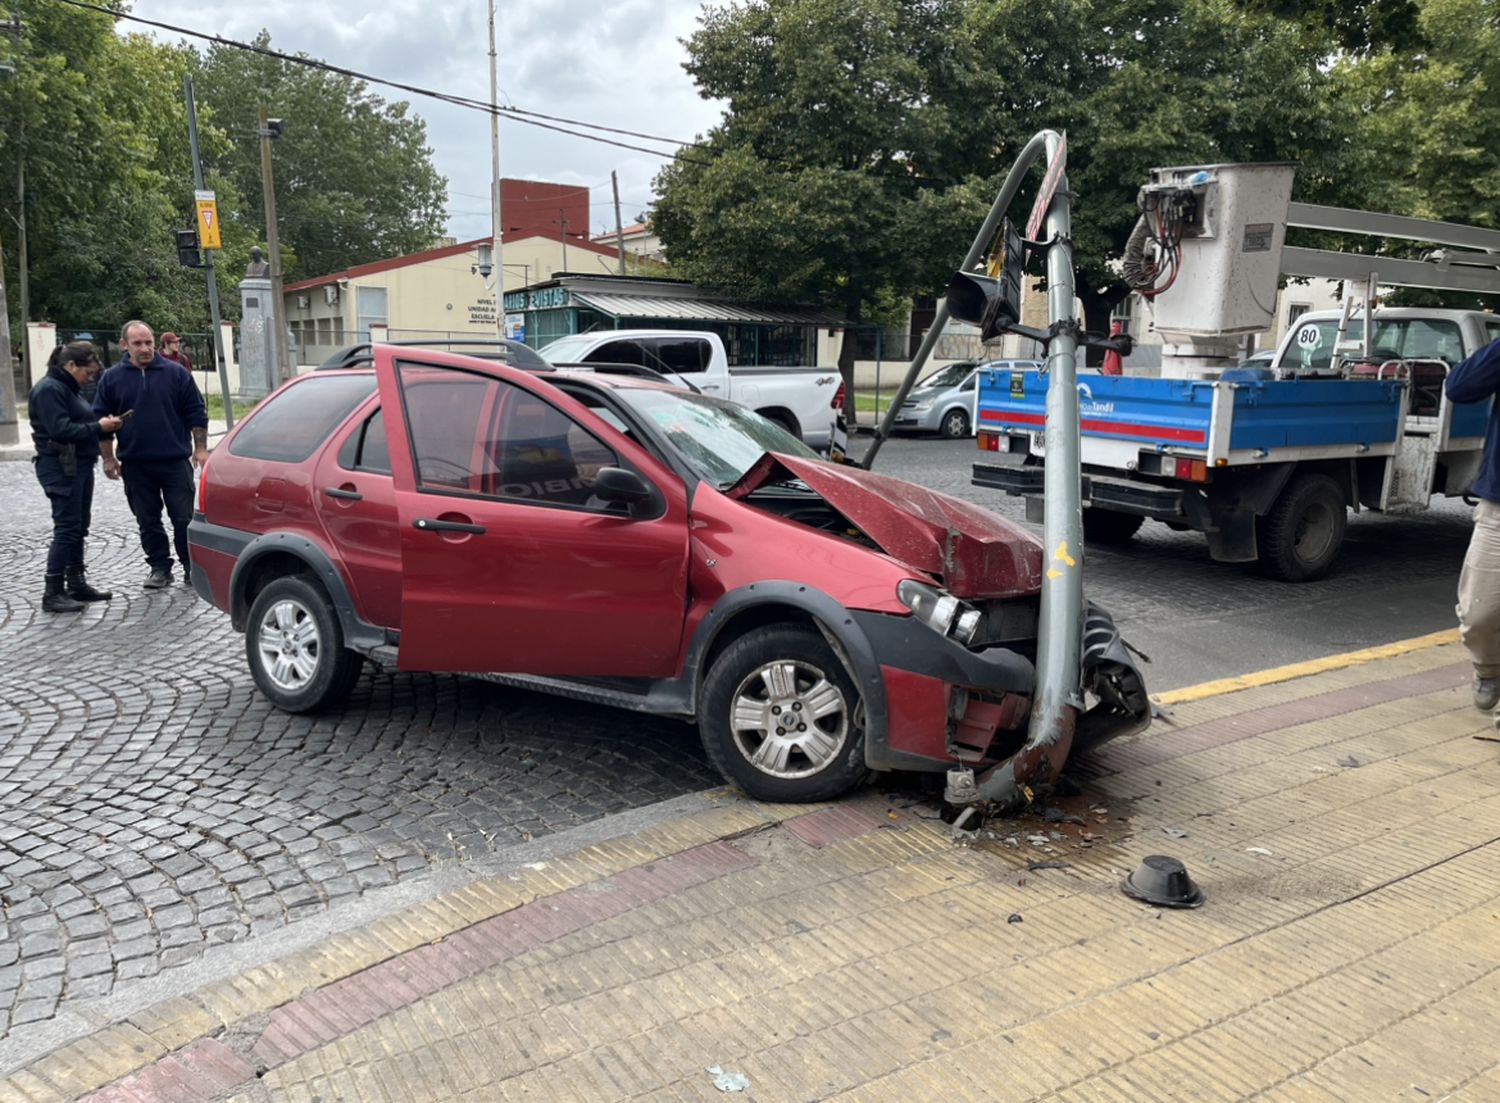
[0,420,232,463]
[2,635,1498,1102]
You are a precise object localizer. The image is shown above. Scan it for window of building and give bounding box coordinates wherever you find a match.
[356,286,388,342]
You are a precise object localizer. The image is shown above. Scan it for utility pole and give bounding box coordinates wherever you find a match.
[1,1,28,441]
[184,75,235,429]
[611,170,625,276]
[558,208,569,273]
[487,0,505,348]
[258,104,291,382]
[0,228,17,446]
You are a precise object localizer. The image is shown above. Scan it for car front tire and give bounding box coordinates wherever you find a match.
[246,576,362,713]
[939,408,971,439]
[699,625,869,801]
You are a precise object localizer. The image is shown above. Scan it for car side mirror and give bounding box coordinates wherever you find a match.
[592,466,655,517]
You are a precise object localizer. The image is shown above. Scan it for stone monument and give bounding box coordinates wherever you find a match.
[238,247,278,396]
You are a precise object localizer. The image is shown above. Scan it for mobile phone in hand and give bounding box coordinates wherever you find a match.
[120,409,135,421]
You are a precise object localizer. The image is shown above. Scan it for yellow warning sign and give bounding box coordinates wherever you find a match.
[194,189,222,250]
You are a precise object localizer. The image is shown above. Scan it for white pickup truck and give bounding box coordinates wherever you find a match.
[538,329,842,451]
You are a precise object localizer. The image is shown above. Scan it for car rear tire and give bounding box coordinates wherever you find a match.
[1256,473,1346,582]
[246,576,362,713]
[699,625,869,802]
[939,408,971,439]
[1082,509,1145,545]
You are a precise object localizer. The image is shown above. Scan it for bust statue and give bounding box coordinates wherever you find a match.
[245,246,270,278]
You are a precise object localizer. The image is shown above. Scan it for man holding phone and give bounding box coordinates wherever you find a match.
[95,321,210,589]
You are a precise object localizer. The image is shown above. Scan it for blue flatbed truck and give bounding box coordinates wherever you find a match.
[973,307,1500,581]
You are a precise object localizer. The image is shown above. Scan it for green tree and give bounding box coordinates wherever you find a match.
[190,34,449,280]
[653,0,1354,365]
[1,5,215,342]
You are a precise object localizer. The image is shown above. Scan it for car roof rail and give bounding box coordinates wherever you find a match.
[316,339,554,372]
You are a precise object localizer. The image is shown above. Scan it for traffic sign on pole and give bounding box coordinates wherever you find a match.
[194,190,222,250]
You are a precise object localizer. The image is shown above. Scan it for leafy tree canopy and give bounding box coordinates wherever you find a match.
[2,10,447,343]
[654,0,1362,349]
[190,33,449,280]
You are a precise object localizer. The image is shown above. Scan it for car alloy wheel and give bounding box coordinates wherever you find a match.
[256,597,322,693]
[728,656,850,779]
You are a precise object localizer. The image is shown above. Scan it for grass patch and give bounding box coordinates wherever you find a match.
[854,391,901,414]
[205,395,259,422]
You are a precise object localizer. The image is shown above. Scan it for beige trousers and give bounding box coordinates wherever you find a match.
[1458,498,1500,677]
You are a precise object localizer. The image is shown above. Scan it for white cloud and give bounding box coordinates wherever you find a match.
[128,0,724,242]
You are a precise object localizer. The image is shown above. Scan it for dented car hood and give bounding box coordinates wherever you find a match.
[727,454,1044,599]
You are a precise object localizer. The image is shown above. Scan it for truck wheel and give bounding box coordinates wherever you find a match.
[1256,473,1346,582]
[760,410,801,440]
[246,576,363,713]
[940,408,971,439]
[699,626,869,802]
[1083,509,1144,545]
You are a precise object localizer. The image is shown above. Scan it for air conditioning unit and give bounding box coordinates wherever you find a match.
[324,285,340,306]
[296,294,311,309]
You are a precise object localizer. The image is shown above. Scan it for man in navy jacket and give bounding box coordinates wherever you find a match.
[1445,333,1500,711]
[94,321,210,589]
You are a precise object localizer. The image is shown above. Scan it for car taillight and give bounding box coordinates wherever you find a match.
[831,380,846,409]
[1173,457,1208,482]
[197,465,209,512]
[977,431,1000,452]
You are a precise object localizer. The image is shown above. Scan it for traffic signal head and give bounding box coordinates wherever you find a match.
[265,118,283,139]
[176,228,203,268]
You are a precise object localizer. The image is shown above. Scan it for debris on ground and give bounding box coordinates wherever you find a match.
[1245,846,1273,856]
[1007,913,1024,924]
[1161,825,1188,839]
[1336,755,1363,769]
[1027,860,1069,871]
[706,1066,750,1093]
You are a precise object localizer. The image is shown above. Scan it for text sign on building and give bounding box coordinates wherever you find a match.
[194,190,222,250]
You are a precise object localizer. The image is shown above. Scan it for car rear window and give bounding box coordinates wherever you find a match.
[228,374,377,462]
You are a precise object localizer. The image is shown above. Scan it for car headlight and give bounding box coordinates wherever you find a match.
[911,399,934,411]
[897,580,982,645]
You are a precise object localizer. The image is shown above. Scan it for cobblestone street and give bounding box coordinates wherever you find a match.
[0,463,716,1042]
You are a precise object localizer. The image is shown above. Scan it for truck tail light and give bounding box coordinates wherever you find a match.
[831,381,846,409]
[977,431,1000,452]
[1173,458,1208,482]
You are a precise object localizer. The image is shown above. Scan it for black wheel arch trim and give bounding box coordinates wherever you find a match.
[679,582,897,770]
[219,527,386,653]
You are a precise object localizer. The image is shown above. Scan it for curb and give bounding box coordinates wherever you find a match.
[1155,627,1460,706]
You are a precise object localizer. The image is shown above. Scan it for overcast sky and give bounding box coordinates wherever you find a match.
[127,0,726,243]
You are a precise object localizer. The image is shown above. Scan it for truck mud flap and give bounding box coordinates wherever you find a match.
[1077,603,1151,749]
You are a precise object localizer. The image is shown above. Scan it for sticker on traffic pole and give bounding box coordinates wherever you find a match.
[195,190,222,250]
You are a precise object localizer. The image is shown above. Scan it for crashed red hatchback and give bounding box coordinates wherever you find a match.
[189,345,1146,801]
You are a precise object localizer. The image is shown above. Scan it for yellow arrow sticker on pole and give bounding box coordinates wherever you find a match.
[194,189,222,250]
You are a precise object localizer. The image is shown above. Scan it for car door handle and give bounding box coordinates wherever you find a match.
[324,486,363,501]
[413,518,486,535]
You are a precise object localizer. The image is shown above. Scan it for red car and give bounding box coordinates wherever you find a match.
[189,345,1146,802]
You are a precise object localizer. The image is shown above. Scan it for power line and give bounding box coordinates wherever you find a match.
[56,0,716,165]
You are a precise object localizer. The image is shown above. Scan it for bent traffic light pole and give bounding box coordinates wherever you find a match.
[869,130,1087,807]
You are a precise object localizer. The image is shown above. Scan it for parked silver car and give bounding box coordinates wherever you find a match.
[894,357,1043,438]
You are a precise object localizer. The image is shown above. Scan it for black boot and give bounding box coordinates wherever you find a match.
[43,575,86,614]
[66,567,113,602]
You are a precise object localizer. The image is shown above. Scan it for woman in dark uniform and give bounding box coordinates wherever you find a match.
[29,344,124,612]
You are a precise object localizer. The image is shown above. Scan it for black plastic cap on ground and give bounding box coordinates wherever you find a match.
[1121,854,1204,909]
